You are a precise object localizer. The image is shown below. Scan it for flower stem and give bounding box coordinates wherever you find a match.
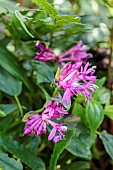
[38,85,50,97]
[14,95,23,117]
[37,143,46,152]
[36,107,44,113]
[52,86,59,97]
[96,131,101,136]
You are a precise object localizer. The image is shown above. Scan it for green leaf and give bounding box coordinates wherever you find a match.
[94,87,111,104]
[98,87,111,104]
[100,130,113,160]
[0,110,6,117]
[0,152,23,170]
[50,129,74,170]
[0,46,34,92]
[66,130,94,160]
[95,77,106,88]
[104,105,113,120]
[65,161,90,170]
[31,61,54,84]
[0,104,18,115]
[56,15,80,27]
[0,66,22,96]
[86,101,104,136]
[0,138,45,170]
[76,95,85,103]
[72,102,85,122]
[12,9,34,38]
[31,0,58,20]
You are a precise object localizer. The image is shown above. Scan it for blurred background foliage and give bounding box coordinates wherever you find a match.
[0,0,113,170]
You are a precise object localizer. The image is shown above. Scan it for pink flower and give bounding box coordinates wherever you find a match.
[35,41,58,62]
[24,114,47,136]
[58,40,92,65]
[48,121,68,143]
[24,97,68,142]
[57,62,98,103]
[24,113,67,142]
[43,100,68,119]
[34,41,92,65]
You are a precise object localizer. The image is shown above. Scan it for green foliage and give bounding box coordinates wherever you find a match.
[55,15,80,27]
[86,101,104,136]
[72,102,85,122]
[67,129,95,160]
[100,130,113,159]
[95,77,106,88]
[31,0,58,20]
[50,129,74,170]
[12,9,34,39]
[96,87,111,104]
[0,104,18,116]
[104,105,113,120]
[0,137,45,170]
[0,152,23,170]
[0,66,22,96]
[0,110,6,117]
[31,61,54,84]
[65,161,90,170]
[0,46,33,92]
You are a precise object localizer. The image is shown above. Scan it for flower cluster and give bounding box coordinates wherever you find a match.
[24,40,98,143]
[34,40,92,65]
[24,96,68,143]
[58,40,92,65]
[34,41,59,62]
[56,62,98,103]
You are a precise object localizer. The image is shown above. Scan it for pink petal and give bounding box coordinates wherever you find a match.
[48,128,56,141]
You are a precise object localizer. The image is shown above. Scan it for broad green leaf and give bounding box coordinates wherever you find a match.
[35,19,55,34]
[0,46,34,92]
[75,95,85,103]
[72,102,85,122]
[100,130,113,159]
[56,15,80,27]
[31,0,58,20]
[0,66,22,96]
[50,129,74,170]
[94,87,111,104]
[0,115,17,133]
[0,37,11,47]
[33,10,47,21]
[86,101,104,136]
[104,105,113,120]
[100,87,111,104]
[67,130,95,160]
[0,104,18,116]
[95,77,106,88]
[65,161,90,170]
[26,136,41,153]
[31,61,54,84]
[0,110,6,117]
[0,152,23,170]
[0,138,45,170]
[12,9,34,38]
